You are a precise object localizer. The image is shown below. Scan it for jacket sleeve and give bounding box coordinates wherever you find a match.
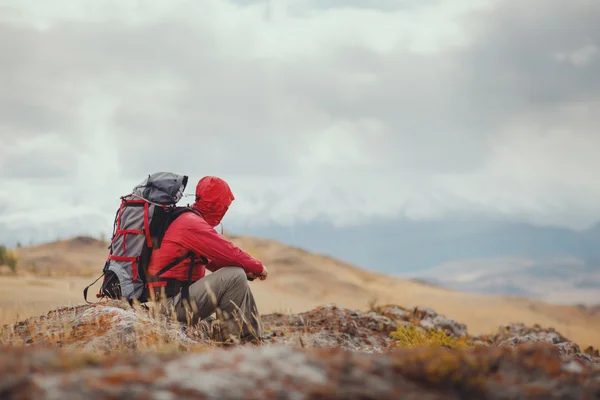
[206,259,225,273]
[176,214,264,275]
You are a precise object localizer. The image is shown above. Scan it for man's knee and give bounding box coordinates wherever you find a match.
[218,266,247,285]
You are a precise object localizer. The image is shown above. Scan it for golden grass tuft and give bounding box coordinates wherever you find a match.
[390,324,474,349]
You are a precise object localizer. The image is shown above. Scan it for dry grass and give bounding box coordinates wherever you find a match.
[0,304,38,331]
[0,293,264,356]
[0,275,89,326]
[18,265,99,278]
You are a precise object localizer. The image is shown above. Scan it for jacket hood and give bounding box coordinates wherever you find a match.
[193,176,235,227]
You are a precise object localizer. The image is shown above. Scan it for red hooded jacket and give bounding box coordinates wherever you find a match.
[147,176,264,281]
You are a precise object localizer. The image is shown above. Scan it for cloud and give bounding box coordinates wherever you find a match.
[1,0,599,246]
[554,45,599,68]
[229,0,432,13]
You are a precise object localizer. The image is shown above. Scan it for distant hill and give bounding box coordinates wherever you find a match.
[407,256,600,306]
[234,217,600,274]
[229,217,600,305]
[580,304,600,317]
[13,235,109,276]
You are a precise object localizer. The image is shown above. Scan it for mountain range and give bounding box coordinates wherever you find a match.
[229,216,600,305]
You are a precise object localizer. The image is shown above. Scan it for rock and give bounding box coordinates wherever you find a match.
[374,305,411,321]
[477,322,600,368]
[1,341,600,399]
[3,300,600,398]
[3,303,400,353]
[411,307,468,338]
[493,323,569,344]
[2,301,202,353]
[369,305,468,339]
[562,360,585,374]
[261,304,397,352]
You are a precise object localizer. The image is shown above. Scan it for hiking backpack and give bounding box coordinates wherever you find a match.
[83,172,202,304]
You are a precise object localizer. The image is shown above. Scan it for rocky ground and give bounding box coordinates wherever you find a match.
[1,301,600,399]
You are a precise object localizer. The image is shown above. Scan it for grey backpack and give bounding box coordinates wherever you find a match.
[83,172,196,304]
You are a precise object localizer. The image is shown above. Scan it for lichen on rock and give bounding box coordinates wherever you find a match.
[2,300,201,354]
[262,304,397,352]
[1,341,599,399]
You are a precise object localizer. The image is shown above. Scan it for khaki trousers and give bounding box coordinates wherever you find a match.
[161,266,263,342]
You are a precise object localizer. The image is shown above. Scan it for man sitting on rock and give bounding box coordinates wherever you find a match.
[146,176,268,343]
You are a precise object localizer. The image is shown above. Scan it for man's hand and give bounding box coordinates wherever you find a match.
[247,265,269,281]
[257,265,268,281]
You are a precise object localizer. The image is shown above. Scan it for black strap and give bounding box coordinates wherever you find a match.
[154,253,194,278]
[83,272,105,304]
[151,251,207,300]
[181,254,196,301]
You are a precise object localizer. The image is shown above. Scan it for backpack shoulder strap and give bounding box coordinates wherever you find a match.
[168,206,201,223]
[149,206,208,280]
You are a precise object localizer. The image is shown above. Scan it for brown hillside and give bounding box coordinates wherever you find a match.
[13,236,109,277]
[3,235,600,349]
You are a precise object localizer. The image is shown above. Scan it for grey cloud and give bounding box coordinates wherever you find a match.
[0,200,9,218]
[289,0,600,171]
[0,18,216,146]
[0,18,279,179]
[228,0,430,12]
[0,24,85,144]
[0,146,78,180]
[457,1,600,111]
[0,213,109,248]
[1,0,599,190]
[281,47,493,173]
[111,34,482,175]
[34,20,308,178]
[301,0,427,11]
[110,65,310,178]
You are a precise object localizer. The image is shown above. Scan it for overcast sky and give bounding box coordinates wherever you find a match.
[1,0,599,245]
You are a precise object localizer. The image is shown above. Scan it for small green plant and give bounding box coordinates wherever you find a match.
[0,245,18,273]
[390,324,472,349]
